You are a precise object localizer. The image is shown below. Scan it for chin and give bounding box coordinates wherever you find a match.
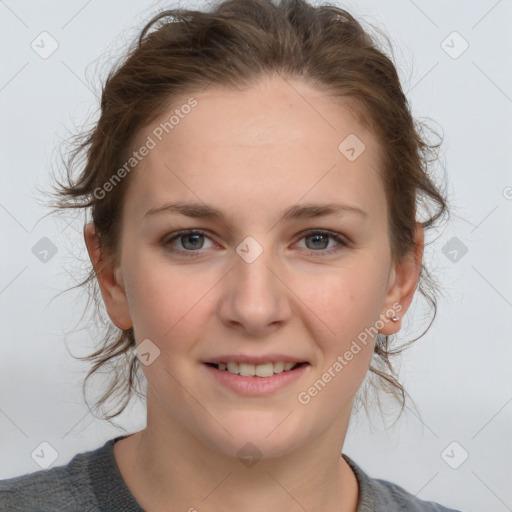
[203,413,306,461]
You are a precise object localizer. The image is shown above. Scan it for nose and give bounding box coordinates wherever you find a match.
[217,241,292,336]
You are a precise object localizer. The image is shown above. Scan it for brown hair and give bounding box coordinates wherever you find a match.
[48,0,448,422]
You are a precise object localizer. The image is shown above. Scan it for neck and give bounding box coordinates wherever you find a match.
[114,401,359,512]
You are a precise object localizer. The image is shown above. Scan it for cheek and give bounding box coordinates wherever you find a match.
[291,261,387,383]
[295,277,379,407]
[294,261,388,334]
[123,256,212,341]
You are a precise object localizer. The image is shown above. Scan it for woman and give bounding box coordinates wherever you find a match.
[0,0,461,510]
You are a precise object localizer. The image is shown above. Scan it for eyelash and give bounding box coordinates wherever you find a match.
[162,229,349,258]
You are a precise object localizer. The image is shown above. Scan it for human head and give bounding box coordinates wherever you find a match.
[50,0,447,422]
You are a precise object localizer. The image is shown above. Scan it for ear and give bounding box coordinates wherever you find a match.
[83,222,133,330]
[378,222,424,335]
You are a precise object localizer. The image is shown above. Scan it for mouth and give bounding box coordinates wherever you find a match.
[204,361,309,378]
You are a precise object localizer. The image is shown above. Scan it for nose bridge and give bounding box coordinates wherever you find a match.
[220,234,290,332]
[234,234,280,301]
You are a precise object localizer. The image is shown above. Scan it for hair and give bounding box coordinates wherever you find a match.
[47,0,448,422]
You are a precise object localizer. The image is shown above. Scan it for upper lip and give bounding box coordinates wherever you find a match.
[204,354,309,365]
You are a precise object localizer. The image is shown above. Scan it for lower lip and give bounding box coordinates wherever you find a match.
[203,363,309,396]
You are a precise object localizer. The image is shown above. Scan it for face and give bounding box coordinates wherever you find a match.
[86,75,422,459]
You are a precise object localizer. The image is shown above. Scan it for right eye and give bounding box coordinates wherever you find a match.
[162,229,216,257]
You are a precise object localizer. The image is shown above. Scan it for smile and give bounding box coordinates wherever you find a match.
[203,361,310,396]
[205,361,308,377]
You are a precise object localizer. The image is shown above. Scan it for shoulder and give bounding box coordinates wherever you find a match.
[343,455,463,512]
[0,442,106,512]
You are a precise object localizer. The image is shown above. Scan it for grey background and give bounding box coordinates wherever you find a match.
[1,1,511,510]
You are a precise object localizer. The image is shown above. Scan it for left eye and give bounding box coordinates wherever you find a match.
[163,229,348,257]
[297,231,346,251]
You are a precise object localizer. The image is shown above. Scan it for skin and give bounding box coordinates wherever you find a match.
[84,74,424,512]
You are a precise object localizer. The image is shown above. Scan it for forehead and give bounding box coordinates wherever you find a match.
[123,76,386,223]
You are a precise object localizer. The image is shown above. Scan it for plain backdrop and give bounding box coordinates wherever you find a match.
[1,1,511,511]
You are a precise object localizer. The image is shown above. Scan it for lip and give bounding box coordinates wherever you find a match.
[203,362,310,396]
[203,354,309,365]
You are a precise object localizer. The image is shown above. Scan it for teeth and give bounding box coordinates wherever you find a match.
[273,361,284,373]
[255,362,274,377]
[239,363,255,376]
[215,361,302,377]
[227,362,239,374]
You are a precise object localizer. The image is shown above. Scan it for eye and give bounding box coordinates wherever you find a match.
[294,230,349,256]
[163,230,215,257]
[162,229,349,258]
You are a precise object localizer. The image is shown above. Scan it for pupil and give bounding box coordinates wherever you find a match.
[308,234,327,250]
[184,234,202,250]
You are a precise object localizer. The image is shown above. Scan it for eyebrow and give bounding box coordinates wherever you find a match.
[144,201,367,222]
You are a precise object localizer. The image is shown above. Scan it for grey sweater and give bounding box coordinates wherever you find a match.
[0,436,461,511]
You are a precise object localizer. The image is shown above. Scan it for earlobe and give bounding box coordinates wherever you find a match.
[83,222,133,330]
[378,222,424,335]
